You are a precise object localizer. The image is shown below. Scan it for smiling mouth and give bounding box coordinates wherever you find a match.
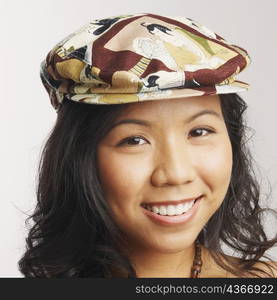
[140,195,202,217]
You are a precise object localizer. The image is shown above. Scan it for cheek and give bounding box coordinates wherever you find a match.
[97,149,148,209]
[194,138,233,201]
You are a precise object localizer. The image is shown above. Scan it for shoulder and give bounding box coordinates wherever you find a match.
[201,247,277,278]
[221,258,277,278]
[251,261,277,278]
[223,256,277,278]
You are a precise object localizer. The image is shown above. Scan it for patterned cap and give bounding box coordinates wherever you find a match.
[40,13,251,111]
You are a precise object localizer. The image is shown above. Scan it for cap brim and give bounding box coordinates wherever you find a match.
[67,80,250,105]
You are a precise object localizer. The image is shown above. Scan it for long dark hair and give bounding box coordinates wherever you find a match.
[18,93,277,277]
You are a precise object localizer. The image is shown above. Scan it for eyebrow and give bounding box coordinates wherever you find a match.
[110,109,222,130]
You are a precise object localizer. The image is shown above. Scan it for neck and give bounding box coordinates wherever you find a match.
[127,243,196,278]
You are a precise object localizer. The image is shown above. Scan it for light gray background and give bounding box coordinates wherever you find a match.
[1,0,276,277]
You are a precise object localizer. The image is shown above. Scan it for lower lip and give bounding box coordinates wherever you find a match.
[141,196,202,226]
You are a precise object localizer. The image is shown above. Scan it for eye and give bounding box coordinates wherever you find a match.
[118,135,148,147]
[189,127,215,138]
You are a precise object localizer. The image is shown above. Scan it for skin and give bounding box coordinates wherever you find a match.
[97,94,233,277]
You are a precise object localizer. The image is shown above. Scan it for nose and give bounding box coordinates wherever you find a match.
[151,138,197,187]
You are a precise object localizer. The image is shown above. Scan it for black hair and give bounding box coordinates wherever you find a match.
[18,93,277,277]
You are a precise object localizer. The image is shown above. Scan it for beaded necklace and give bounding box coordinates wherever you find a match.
[190,240,202,278]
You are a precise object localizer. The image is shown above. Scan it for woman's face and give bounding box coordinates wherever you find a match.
[97,95,232,253]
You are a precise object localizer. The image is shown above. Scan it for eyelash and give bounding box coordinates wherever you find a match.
[118,128,215,147]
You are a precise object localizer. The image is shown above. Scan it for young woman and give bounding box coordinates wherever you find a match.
[18,13,277,278]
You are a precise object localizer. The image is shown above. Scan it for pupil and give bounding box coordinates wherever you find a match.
[129,137,140,145]
[194,129,202,136]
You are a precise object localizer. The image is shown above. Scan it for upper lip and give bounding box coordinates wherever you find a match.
[141,195,202,207]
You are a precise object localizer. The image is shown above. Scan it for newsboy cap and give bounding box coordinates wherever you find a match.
[40,13,251,111]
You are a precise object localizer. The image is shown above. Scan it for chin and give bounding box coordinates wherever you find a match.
[145,232,198,253]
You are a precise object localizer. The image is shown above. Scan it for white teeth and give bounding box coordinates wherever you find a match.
[159,206,167,216]
[167,205,176,216]
[175,203,184,215]
[184,201,194,211]
[143,200,195,216]
[152,206,160,214]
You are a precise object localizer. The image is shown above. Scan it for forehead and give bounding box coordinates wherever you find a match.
[117,95,222,119]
